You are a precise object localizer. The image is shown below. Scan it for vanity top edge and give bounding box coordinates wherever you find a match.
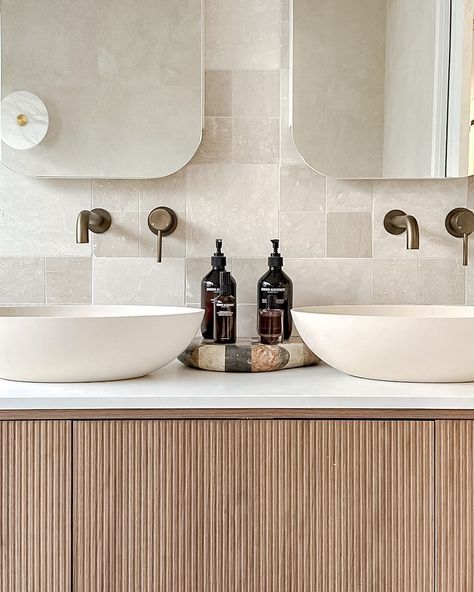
[1,361,474,415]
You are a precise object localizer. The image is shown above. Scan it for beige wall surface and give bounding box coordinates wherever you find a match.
[1,0,202,178]
[0,0,471,336]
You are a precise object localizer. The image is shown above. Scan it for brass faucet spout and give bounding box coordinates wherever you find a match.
[405,215,420,250]
[384,210,420,250]
[76,210,92,244]
[75,208,112,244]
[391,214,419,250]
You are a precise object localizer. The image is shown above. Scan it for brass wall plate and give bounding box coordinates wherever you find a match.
[445,207,472,238]
[147,206,178,236]
[89,208,112,234]
[384,209,406,235]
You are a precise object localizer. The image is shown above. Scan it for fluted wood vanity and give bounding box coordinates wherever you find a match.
[2,362,474,591]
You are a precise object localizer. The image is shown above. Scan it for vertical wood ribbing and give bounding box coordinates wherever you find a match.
[0,420,71,592]
[74,420,433,592]
[436,420,474,592]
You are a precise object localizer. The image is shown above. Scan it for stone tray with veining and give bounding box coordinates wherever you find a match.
[178,337,320,373]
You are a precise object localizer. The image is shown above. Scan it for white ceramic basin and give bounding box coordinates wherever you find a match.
[0,305,203,383]
[293,305,474,383]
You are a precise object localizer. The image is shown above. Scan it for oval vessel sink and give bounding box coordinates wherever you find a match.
[0,305,203,383]
[293,305,474,383]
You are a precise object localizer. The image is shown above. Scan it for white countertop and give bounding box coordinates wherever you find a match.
[2,360,474,410]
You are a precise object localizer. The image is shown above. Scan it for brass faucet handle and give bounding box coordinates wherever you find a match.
[446,208,474,236]
[445,208,474,266]
[147,206,178,263]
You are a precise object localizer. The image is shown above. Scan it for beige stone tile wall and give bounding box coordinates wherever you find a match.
[0,0,470,336]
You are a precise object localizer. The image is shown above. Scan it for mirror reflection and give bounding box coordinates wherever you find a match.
[292,0,474,178]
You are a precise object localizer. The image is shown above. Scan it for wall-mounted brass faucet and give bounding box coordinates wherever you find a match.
[384,210,420,250]
[147,206,178,262]
[76,208,112,244]
[445,208,474,265]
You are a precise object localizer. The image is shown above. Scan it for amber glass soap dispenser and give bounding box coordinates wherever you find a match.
[201,239,236,340]
[214,271,237,344]
[257,239,293,340]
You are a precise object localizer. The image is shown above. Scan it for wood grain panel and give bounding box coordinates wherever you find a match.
[436,420,474,592]
[0,408,472,420]
[74,420,434,592]
[0,420,71,592]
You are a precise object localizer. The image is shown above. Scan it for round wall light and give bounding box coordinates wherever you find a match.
[1,91,49,150]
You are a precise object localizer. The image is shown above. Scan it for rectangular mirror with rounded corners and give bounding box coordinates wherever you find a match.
[291,0,474,179]
[0,0,202,178]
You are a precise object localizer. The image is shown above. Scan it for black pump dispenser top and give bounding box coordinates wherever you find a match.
[211,239,226,269]
[268,239,283,267]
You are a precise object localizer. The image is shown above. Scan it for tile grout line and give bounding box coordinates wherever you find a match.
[43,257,47,305]
[369,181,375,303]
[89,179,95,304]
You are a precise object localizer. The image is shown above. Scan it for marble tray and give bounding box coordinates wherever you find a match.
[178,337,320,373]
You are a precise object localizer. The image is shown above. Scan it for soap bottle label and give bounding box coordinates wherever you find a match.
[261,287,285,306]
[216,301,235,317]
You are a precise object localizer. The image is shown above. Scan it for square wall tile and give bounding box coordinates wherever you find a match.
[92,179,139,211]
[280,165,326,212]
[326,179,373,212]
[233,117,279,164]
[418,259,465,305]
[327,212,372,258]
[232,71,280,117]
[92,211,139,257]
[46,257,92,304]
[0,167,91,257]
[231,258,267,303]
[191,117,232,164]
[186,164,279,257]
[139,170,186,213]
[285,258,371,307]
[205,70,232,116]
[373,178,468,258]
[280,212,325,257]
[205,0,281,70]
[93,258,185,305]
[371,259,418,304]
[0,257,44,304]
